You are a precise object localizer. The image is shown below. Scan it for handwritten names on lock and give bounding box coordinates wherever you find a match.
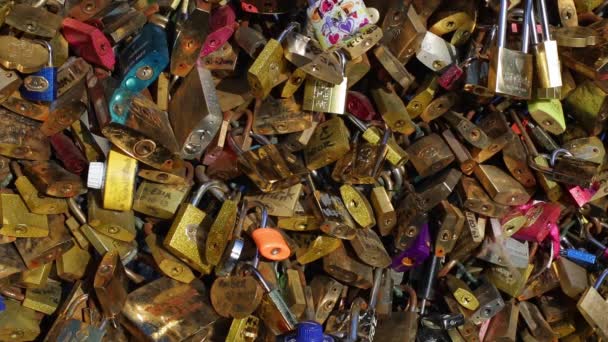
[210,276,263,318]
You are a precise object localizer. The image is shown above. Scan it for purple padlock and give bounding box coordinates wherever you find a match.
[391,223,431,272]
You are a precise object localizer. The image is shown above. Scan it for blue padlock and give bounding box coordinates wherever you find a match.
[561,248,597,266]
[116,15,169,93]
[278,321,335,342]
[20,40,57,102]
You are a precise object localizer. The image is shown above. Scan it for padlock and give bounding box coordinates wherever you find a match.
[434,201,465,257]
[564,79,608,135]
[18,40,56,102]
[483,299,519,341]
[528,148,599,188]
[415,167,462,212]
[122,277,220,340]
[0,36,49,74]
[114,14,169,95]
[5,3,62,38]
[70,119,104,163]
[210,262,264,319]
[0,191,48,238]
[407,76,439,119]
[577,270,608,340]
[282,31,343,85]
[62,18,115,70]
[554,257,589,299]
[247,264,298,331]
[421,92,459,123]
[302,51,348,115]
[445,274,480,311]
[56,245,90,282]
[0,108,50,160]
[488,0,533,99]
[347,113,409,167]
[20,262,51,288]
[11,161,67,215]
[133,180,191,219]
[170,1,210,77]
[93,250,128,322]
[332,123,390,184]
[86,191,136,242]
[441,129,477,175]
[528,0,563,99]
[473,164,531,205]
[247,202,291,261]
[502,135,536,188]
[87,148,137,211]
[68,198,138,269]
[0,67,22,105]
[381,3,425,64]
[511,111,564,201]
[169,63,222,160]
[248,22,299,99]
[0,299,40,340]
[23,277,61,315]
[164,181,227,274]
[371,84,416,135]
[305,116,351,170]
[104,88,181,171]
[416,31,458,72]
[246,184,301,218]
[227,315,260,341]
[253,96,313,135]
[519,300,558,341]
[391,220,431,272]
[102,6,147,45]
[374,45,415,91]
[306,174,357,240]
[323,242,373,289]
[49,132,88,175]
[145,224,194,283]
[442,111,490,149]
[407,133,455,178]
[234,132,308,193]
[370,183,397,236]
[295,233,341,265]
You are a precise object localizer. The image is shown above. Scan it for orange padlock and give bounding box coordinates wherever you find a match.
[249,201,290,261]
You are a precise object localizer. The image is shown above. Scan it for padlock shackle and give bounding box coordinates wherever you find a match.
[63,293,89,319]
[497,0,508,48]
[245,264,273,292]
[68,197,87,225]
[277,22,301,43]
[527,2,539,45]
[522,0,534,52]
[190,180,229,206]
[549,148,573,167]
[536,0,551,40]
[593,268,608,289]
[348,297,367,342]
[399,284,418,312]
[368,267,383,310]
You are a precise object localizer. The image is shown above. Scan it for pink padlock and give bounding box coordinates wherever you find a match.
[62,18,115,70]
[568,183,599,207]
[210,4,236,32]
[513,202,561,243]
[200,25,236,58]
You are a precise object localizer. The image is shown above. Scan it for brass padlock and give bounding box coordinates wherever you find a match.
[310,275,345,324]
[12,161,67,215]
[248,23,298,99]
[305,116,351,171]
[20,262,51,289]
[0,108,50,160]
[164,181,227,274]
[0,299,41,341]
[23,278,62,315]
[373,45,415,91]
[87,192,136,242]
[133,180,191,219]
[577,270,608,340]
[252,96,313,135]
[294,233,341,264]
[21,160,84,198]
[381,3,426,63]
[0,192,48,238]
[169,64,222,160]
[94,250,128,321]
[56,245,91,282]
[473,164,531,205]
[323,243,373,289]
[5,4,62,38]
[206,189,239,266]
[340,184,376,229]
[350,227,391,268]
[122,277,220,341]
[14,214,74,269]
[302,52,348,115]
[372,84,416,135]
[407,133,455,178]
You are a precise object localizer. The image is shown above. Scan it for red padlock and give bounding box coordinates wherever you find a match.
[346,91,378,121]
[49,132,89,175]
[62,18,115,70]
[200,25,237,58]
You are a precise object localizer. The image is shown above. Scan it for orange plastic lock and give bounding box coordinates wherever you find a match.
[251,227,290,261]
